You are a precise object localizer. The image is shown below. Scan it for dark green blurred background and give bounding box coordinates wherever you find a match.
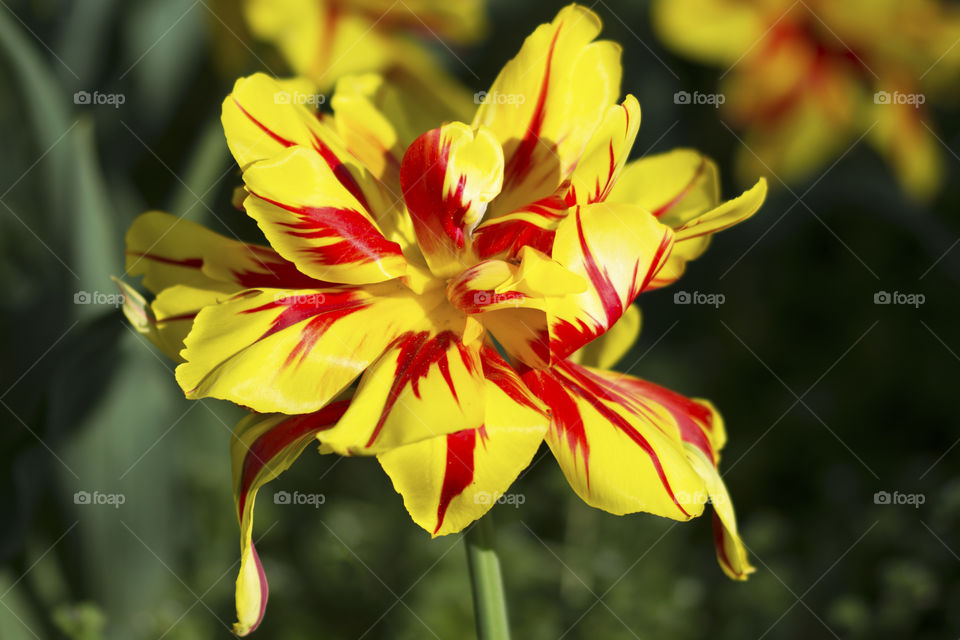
[2,0,959,638]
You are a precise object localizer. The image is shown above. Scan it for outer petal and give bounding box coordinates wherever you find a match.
[522,361,706,519]
[242,147,406,285]
[547,204,673,361]
[400,123,504,277]
[564,95,641,206]
[319,322,486,455]
[230,401,349,636]
[474,4,622,217]
[125,211,321,294]
[610,377,753,580]
[377,348,547,535]
[175,282,420,414]
[607,151,766,288]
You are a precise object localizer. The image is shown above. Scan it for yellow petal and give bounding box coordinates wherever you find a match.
[242,146,407,285]
[176,281,422,414]
[319,321,486,455]
[230,401,350,636]
[565,95,641,205]
[547,203,673,360]
[378,347,547,535]
[475,4,622,217]
[523,361,707,519]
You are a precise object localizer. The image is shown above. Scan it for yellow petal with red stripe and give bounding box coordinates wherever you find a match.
[176,282,420,414]
[547,203,673,361]
[400,123,504,277]
[378,348,547,536]
[125,211,321,294]
[523,361,706,519]
[242,146,407,285]
[609,376,752,580]
[568,303,641,370]
[223,73,402,235]
[319,324,486,455]
[565,95,641,206]
[474,4,622,217]
[230,401,350,636]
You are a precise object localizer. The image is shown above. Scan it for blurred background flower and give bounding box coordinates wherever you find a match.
[654,0,960,200]
[2,0,960,639]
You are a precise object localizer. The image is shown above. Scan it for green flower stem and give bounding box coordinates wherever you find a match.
[465,515,511,640]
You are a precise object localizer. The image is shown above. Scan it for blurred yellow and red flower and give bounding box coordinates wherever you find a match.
[120,4,766,635]
[654,0,960,200]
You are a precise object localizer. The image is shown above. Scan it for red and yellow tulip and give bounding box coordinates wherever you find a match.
[121,5,766,635]
[654,0,960,200]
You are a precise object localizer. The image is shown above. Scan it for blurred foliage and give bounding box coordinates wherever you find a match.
[1,0,959,638]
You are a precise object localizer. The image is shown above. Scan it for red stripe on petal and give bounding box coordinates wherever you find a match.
[651,157,707,218]
[250,192,404,268]
[503,26,561,189]
[126,251,204,269]
[523,369,590,483]
[366,331,477,448]
[435,428,477,533]
[555,362,691,517]
[233,99,298,149]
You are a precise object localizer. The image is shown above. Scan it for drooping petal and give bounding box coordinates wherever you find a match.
[230,401,350,636]
[400,122,504,277]
[378,348,547,535]
[176,282,421,414]
[546,203,673,361]
[318,324,486,455]
[606,151,766,288]
[522,361,706,519]
[564,95,641,206]
[567,303,641,370]
[125,211,321,295]
[609,377,753,579]
[474,4,622,217]
[242,146,407,285]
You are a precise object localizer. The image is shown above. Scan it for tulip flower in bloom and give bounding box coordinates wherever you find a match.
[121,4,766,635]
[654,0,960,200]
